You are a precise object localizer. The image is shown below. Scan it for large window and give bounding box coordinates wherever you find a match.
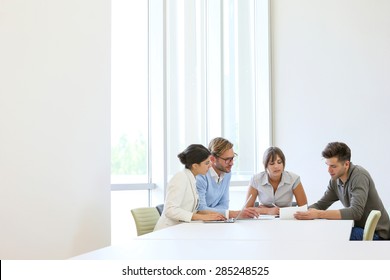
[111,0,271,243]
[111,0,149,185]
[165,0,271,181]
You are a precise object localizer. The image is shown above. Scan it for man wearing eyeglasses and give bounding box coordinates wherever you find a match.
[196,137,257,218]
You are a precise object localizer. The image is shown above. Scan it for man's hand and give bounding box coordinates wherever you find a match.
[294,208,321,220]
[229,208,259,218]
[241,208,260,218]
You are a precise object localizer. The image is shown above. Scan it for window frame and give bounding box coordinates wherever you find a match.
[110,0,272,206]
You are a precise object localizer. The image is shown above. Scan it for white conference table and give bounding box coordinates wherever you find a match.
[71,239,390,260]
[138,219,354,241]
[70,218,386,260]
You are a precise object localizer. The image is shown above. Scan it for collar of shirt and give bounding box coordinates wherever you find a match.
[337,178,345,188]
[210,166,225,184]
[337,163,355,187]
[184,168,196,184]
[260,171,290,187]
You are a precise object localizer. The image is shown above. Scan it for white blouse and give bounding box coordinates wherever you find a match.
[249,170,300,207]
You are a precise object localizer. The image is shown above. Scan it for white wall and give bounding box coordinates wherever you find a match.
[0,0,111,259]
[271,0,390,208]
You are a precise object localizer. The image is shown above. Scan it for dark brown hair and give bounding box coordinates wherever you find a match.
[178,144,211,169]
[322,142,351,162]
[263,147,286,170]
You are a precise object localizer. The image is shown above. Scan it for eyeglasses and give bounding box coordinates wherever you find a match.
[217,153,238,164]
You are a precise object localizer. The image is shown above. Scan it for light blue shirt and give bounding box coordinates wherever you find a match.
[250,171,300,207]
[196,168,231,215]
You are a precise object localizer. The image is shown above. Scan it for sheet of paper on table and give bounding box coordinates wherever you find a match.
[280,204,308,220]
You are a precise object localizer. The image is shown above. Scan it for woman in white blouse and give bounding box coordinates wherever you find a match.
[154,144,226,231]
[245,147,308,216]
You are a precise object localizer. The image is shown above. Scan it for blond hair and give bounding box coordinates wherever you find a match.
[208,137,233,157]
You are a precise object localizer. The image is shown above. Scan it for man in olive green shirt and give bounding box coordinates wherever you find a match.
[294,142,390,240]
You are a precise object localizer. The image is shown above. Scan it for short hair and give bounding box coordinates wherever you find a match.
[322,142,351,162]
[263,147,286,170]
[177,144,211,169]
[208,137,233,157]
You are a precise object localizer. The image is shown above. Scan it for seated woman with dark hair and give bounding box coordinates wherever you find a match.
[245,146,308,216]
[154,144,226,231]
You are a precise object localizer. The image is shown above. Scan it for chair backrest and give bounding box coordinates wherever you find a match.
[156,204,164,215]
[363,210,381,241]
[131,207,160,236]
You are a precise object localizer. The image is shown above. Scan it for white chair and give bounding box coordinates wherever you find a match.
[363,210,381,241]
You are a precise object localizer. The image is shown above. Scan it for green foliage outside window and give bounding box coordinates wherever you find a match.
[111,134,147,175]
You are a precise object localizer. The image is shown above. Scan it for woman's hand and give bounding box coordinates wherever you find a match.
[267,206,279,215]
[192,212,226,221]
[255,205,279,215]
[203,213,227,221]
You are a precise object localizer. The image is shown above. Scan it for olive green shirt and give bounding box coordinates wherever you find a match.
[310,163,390,240]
